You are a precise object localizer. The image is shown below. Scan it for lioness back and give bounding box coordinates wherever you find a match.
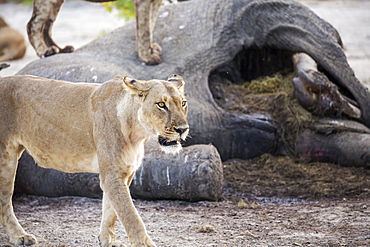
[0,75,99,173]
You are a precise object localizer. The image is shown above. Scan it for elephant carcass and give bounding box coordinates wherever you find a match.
[15,143,223,201]
[15,0,369,198]
[18,0,370,157]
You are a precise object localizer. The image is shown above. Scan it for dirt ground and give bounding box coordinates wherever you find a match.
[0,156,369,246]
[0,0,369,246]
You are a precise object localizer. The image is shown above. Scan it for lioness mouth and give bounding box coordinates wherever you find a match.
[158,136,180,147]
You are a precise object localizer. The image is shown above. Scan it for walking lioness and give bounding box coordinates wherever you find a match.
[0,74,189,246]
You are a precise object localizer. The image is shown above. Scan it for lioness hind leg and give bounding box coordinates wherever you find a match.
[0,146,37,246]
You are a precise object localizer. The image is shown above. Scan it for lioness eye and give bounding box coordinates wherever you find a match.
[157,102,166,108]
[182,101,187,107]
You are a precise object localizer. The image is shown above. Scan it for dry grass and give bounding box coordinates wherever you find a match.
[223,154,370,201]
[210,72,315,154]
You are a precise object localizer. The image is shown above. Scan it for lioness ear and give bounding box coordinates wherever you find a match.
[167,74,185,93]
[122,75,150,95]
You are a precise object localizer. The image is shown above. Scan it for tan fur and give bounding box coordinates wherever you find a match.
[0,74,189,246]
[0,17,26,62]
[27,0,163,65]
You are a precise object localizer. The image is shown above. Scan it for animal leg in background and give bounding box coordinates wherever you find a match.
[133,0,162,65]
[27,0,74,57]
[27,0,163,65]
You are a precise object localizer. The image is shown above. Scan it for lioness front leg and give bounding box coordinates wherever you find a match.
[100,173,155,247]
[0,147,37,246]
[99,193,126,247]
[133,0,163,65]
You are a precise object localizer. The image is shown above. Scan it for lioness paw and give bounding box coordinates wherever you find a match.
[151,43,162,55]
[41,45,74,58]
[10,234,37,246]
[41,46,60,58]
[99,238,127,247]
[128,235,156,247]
[141,53,162,65]
[59,45,75,54]
[145,236,156,247]
[140,43,162,65]
[109,240,127,247]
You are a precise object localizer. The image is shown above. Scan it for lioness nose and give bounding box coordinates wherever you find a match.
[175,127,188,135]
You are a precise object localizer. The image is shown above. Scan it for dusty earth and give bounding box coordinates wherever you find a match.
[0,156,369,246]
[0,0,370,246]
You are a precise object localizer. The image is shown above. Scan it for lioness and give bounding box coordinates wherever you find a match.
[27,0,163,65]
[0,17,26,62]
[0,74,189,246]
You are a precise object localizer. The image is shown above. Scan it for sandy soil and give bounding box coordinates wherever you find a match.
[0,182,369,246]
[1,156,369,246]
[0,1,369,247]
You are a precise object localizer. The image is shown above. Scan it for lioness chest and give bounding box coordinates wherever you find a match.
[0,75,101,173]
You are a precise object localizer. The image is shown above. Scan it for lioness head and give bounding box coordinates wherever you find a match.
[123,74,189,153]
